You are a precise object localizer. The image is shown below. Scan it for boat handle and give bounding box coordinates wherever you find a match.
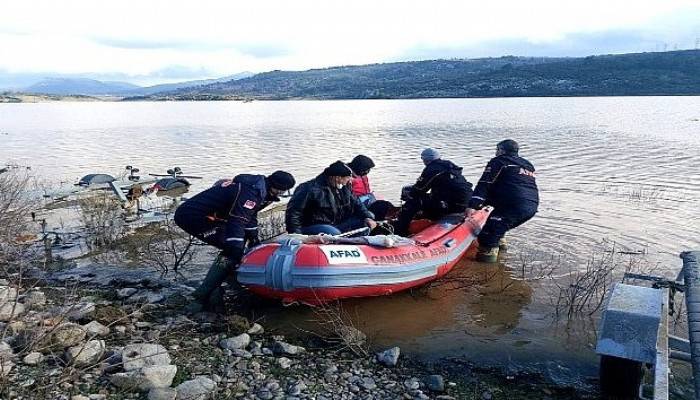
[443,238,455,248]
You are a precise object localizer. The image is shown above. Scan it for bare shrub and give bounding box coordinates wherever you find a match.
[257,203,287,241]
[549,243,660,319]
[511,249,559,282]
[77,191,127,250]
[0,169,41,267]
[132,213,199,278]
[302,299,369,356]
[551,251,615,319]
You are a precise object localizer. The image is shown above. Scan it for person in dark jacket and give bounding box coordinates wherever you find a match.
[393,148,473,236]
[174,170,295,312]
[468,139,539,262]
[348,154,397,221]
[286,161,377,236]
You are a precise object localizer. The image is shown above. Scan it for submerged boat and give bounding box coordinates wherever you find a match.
[237,206,492,304]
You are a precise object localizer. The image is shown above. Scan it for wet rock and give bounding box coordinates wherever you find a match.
[0,302,25,321]
[360,377,377,390]
[126,290,164,304]
[232,349,252,358]
[63,301,96,321]
[272,341,305,355]
[0,359,13,376]
[22,351,44,365]
[424,375,445,392]
[65,340,105,366]
[31,322,86,351]
[482,390,493,400]
[0,286,18,304]
[337,325,367,348]
[256,389,273,400]
[122,343,171,371]
[404,378,420,390]
[176,376,217,400]
[83,321,110,337]
[219,333,250,350]
[71,395,89,400]
[100,350,123,373]
[247,323,264,335]
[117,288,138,298]
[287,381,307,396]
[110,364,177,391]
[147,387,177,400]
[24,290,47,307]
[376,347,400,367]
[277,357,292,369]
[0,341,13,359]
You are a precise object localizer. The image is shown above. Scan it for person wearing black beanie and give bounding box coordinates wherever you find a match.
[468,139,539,262]
[348,154,396,221]
[286,161,376,236]
[174,170,295,312]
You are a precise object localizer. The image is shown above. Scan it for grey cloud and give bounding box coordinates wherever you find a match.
[395,7,700,60]
[91,36,290,58]
[236,44,290,58]
[91,37,207,50]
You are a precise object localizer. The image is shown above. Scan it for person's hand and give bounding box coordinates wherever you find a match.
[365,218,378,230]
[466,208,477,217]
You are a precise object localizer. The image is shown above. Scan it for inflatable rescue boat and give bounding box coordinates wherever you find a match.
[237,207,492,304]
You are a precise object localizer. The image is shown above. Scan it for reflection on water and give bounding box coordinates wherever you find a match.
[3,97,700,385]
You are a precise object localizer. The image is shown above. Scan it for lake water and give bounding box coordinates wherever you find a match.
[2,97,700,387]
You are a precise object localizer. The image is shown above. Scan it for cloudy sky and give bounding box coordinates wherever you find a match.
[1,0,699,86]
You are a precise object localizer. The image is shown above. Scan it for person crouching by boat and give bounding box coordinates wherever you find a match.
[468,139,539,263]
[392,148,473,237]
[174,170,296,312]
[285,160,377,236]
[348,154,396,222]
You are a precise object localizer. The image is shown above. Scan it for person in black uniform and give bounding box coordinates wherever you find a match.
[393,148,473,236]
[174,170,295,312]
[285,161,377,236]
[468,139,539,262]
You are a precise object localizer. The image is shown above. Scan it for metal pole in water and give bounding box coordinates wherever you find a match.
[681,251,700,400]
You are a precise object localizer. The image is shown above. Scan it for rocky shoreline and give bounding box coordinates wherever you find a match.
[0,259,600,400]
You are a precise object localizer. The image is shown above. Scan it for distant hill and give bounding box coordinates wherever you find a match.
[24,78,139,96]
[119,72,254,96]
[136,50,700,100]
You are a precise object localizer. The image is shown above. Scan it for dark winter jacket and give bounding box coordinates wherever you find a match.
[469,154,539,209]
[174,174,271,254]
[285,175,373,234]
[410,159,473,207]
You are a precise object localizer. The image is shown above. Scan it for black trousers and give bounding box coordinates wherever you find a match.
[477,202,537,248]
[394,193,466,235]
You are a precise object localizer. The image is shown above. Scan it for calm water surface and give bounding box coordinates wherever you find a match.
[2,97,699,385]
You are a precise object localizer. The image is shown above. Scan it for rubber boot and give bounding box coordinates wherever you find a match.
[498,237,508,251]
[476,246,499,263]
[206,287,226,314]
[185,254,231,313]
